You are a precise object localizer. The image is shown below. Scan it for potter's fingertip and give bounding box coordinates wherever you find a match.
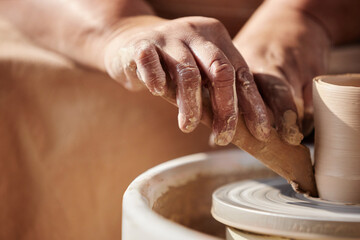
[256,123,271,142]
[280,122,303,145]
[151,85,166,96]
[214,130,235,146]
[254,113,272,142]
[281,126,304,145]
[280,110,303,145]
[178,113,199,133]
[282,132,304,146]
[245,113,271,142]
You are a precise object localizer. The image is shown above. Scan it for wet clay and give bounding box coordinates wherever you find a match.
[313,74,360,203]
[212,178,360,240]
[152,169,276,238]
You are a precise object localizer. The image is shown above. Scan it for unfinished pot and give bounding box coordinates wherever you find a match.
[313,74,360,203]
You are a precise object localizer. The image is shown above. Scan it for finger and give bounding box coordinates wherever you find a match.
[217,33,271,141]
[134,40,167,96]
[188,39,237,146]
[254,73,303,145]
[235,68,272,142]
[105,45,145,91]
[160,41,202,133]
[302,82,314,136]
[274,60,305,128]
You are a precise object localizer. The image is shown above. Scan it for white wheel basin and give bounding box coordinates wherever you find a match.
[122,149,277,239]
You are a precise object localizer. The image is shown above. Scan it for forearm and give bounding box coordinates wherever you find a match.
[0,0,155,69]
[268,0,360,45]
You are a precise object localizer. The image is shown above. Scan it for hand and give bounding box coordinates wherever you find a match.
[233,2,330,145]
[103,16,271,145]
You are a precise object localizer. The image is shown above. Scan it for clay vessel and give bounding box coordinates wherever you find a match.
[313,74,360,203]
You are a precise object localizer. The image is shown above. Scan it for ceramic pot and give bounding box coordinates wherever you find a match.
[313,74,360,203]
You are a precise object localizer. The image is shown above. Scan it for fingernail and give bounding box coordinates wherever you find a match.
[178,113,198,133]
[153,85,165,96]
[281,110,303,145]
[237,67,253,89]
[213,115,237,146]
[214,130,235,146]
[255,118,271,142]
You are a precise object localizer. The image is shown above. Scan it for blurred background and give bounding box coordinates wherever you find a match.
[0,1,359,239]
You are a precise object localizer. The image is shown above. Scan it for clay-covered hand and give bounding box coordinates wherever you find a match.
[104,16,271,145]
[233,2,330,145]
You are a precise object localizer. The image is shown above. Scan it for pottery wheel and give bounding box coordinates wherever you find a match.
[212,177,360,240]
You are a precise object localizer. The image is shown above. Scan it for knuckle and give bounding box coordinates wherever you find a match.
[202,17,223,27]
[145,72,165,91]
[121,75,146,92]
[181,21,198,31]
[176,64,201,84]
[105,45,147,92]
[268,80,291,94]
[182,17,226,34]
[135,43,158,67]
[106,56,124,80]
[205,17,226,33]
[107,57,140,90]
[209,59,235,87]
[236,67,256,89]
[146,73,160,86]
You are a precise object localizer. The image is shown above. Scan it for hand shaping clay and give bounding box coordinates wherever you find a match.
[313,74,360,203]
[163,81,317,196]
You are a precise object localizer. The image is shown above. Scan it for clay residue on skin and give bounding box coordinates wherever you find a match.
[255,118,271,143]
[236,68,271,142]
[152,170,277,238]
[215,130,234,146]
[108,47,146,91]
[281,110,303,145]
[178,113,199,133]
[214,114,237,146]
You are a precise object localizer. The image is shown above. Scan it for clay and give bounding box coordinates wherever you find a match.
[313,74,360,203]
[212,178,360,240]
[163,83,317,196]
[152,170,276,238]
